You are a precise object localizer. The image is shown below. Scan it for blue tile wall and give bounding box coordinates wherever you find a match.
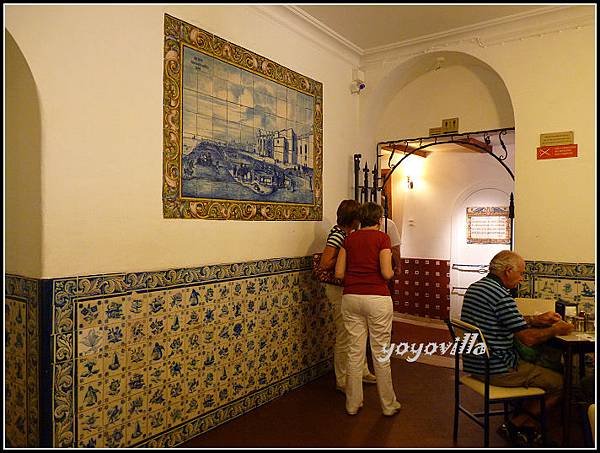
[6,256,334,447]
[6,258,595,447]
[518,260,596,316]
[5,275,40,447]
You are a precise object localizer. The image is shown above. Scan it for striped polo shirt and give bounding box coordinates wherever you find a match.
[460,274,527,375]
[325,225,346,249]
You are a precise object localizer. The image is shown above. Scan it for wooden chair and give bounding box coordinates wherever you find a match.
[446,318,547,447]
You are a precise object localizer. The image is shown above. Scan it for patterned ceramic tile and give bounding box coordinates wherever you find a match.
[580,280,595,298]
[533,277,557,299]
[126,318,148,344]
[78,326,106,357]
[78,380,104,412]
[229,280,246,299]
[186,308,202,331]
[124,292,147,319]
[147,410,167,437]
[167,403,186,428]
[126,342,149,370]
[79,434,104,448]
[77,356,104,385]
[198,284,218,304]
[579,295,595,316]
[126,367,148,396]
[104,297,127,325]
[35,256,339,446]
[77,299,105,329]
[126,416,148,444]
[148,315,168,338]
[103,423,126,448]
[520,260,596,318]
[555,279,579,301]
[77,406,104,440]
[126,393,148,420]
[103,373,126,401]
[147,361,167,389]
[5,277,39,447]
[104,397,127,427]
[103,348,127,377]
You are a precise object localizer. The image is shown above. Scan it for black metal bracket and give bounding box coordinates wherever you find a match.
[353,127,516,249]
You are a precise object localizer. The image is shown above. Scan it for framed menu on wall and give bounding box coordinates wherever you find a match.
[466,207,511,244]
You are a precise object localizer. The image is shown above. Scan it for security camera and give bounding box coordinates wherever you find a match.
[350,79,366,94]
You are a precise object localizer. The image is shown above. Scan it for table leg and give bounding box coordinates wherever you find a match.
[563,347,573,446]
[579,351,586,379]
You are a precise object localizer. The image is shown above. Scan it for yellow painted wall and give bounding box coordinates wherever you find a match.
[361,6,595,263]
[6,5,361,278]
[6,30,43,277]
[499,29,595,262]
[6,6,595,278]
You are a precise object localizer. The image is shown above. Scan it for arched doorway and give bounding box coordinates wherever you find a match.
[368,50,516,322]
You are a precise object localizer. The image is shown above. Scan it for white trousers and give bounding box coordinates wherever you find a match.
[325,284,371,388]
[341,293,398,413]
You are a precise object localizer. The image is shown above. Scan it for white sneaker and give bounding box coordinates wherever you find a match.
[362,373,377,384]
[383,400,401,416]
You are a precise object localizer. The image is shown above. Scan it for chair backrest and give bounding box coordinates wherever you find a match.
[446,318,490,359]
[514,297,555,316]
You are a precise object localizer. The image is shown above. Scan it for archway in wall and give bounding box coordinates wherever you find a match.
[6,29,43,447]
[378,129,516,320]
[6,29,43,279]
[369,50,516,321]
[449,184,513,320]
[359,50,514,159]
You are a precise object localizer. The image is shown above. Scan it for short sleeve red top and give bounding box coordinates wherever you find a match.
[342,229,391,296]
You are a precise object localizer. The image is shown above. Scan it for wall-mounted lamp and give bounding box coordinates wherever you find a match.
[407,176,414,189]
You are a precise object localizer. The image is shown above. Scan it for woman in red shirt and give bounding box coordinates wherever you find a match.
[335,202,401,416]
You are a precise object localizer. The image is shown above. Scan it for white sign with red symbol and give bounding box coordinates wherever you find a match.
[536,144,578,160]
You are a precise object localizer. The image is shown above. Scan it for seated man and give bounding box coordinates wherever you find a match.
[460,250,574,446]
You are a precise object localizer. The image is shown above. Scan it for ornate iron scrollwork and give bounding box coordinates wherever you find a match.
[353,127,516,246]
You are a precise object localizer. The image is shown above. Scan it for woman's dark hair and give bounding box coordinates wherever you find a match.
[359,202,383,227]
[336,199,361,227]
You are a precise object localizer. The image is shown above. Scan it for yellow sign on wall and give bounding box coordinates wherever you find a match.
[540,131,574,147]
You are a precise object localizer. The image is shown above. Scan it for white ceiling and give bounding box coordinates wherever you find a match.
[295,4,562,52]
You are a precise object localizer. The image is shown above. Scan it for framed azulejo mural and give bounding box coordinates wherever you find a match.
[163,14,323,221]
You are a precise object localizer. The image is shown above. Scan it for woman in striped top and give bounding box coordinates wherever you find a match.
[319,200,376,394]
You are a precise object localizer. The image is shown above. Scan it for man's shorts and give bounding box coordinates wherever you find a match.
[472,359,563,397]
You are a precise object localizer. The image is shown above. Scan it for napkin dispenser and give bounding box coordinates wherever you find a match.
[555,299,579,320]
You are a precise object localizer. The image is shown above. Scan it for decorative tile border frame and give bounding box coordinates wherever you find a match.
[47,256,330,447]
[5,275,40,447]
[163,14,323,221]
